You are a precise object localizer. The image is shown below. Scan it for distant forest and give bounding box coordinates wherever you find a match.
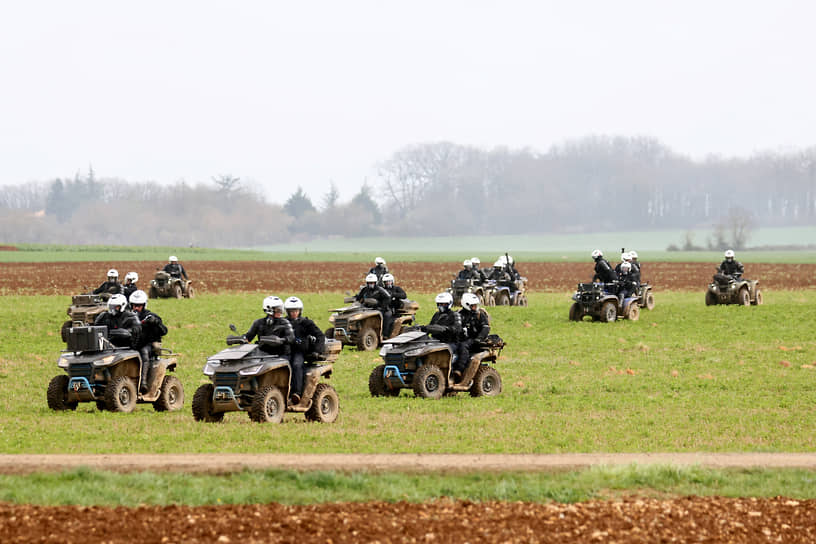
[1,136,814,247]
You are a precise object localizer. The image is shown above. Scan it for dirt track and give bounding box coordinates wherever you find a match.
[2,261,814,295]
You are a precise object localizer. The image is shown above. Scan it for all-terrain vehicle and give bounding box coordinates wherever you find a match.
[569,282,640,322]
[47,325,183,413]
[705,273,763,306]
[637,283,656,310]
[60,293,108,341]
[327,297,419,351]
[447,277,488,306]
[369,327,505,399]
[483,277,528,306]
[149,270,195,299]
[192,326,342,423]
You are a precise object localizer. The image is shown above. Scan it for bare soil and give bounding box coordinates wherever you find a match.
[1,261,814,294]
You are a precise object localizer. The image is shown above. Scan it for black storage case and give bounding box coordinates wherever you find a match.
[66,326,108,352]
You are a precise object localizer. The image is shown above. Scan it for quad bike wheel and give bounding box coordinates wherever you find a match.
[568,303,582,322]
[148,286,159,299]
[305,383,340,423]
[738,287,750,306]
[495,292,510,306]
[469,366,502,397]
[705,290,717,306]
[626,304,640,321]
[153,375,184,412]
[250,385,285,423]
[368,364,400,397]
[191,384,224,422]
[516,294,528,307]
[412,363,445,400]
[105,376,138,413]
[185,285,196,298]
[47,375,79,411]
[173,283,184,299]
[60,320,72,343]
[357,325,379,351]
[752,290,763,305]
[645,292,655,310]
[599,301,617,323]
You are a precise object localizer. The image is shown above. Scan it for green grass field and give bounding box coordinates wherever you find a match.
[2,290,815,504]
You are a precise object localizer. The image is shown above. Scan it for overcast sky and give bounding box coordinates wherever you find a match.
[1,1,813,204]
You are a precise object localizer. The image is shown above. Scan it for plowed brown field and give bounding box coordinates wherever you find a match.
[2,261,814,294]
[3,497,815,543]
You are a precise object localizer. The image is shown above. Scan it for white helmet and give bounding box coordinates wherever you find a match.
[621,262,632,274]
[463,259,472,268]
[435,291,453,308]
[169,255,178,263]
[107,294,127,316]
[382,273,394,287]
[471,257,480,266]
[724,249,735,259]
[125,271,139,283]
[461,292,480,311]
[262,296,284,315]
[620,252,631,262]
[365,273,378,284]
[629,250,638,260]
[493,260,503,268]
[284,296,303,311]
[374,257,385,266]
[129,289,148,306]
[591,249,603,259]
[107,268,119,280]
[497,255,508,265]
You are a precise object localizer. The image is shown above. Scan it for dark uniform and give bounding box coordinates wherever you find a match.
[382,284,407,337]
[163,262,189,280]
[94,310,141,348]
[593,258,618,284]
[356,283,393,340]
[243,316,295,357]
[287,315,325,400]
[618,269,638,300]
[457,267,475,281]
[471,264,487,284]
[718,259,744,279]
[133,307,168,392]
[368,264,388,282]
[488,266,510,282]
[457,307,490,375]
[123,283,139,301]
[93,281,123,295]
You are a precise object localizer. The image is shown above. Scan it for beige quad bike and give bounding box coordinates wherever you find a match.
[149,270,195,299]
[447,277,488,307]
[47,325,183,413]
[637,283,656,310]
[192,325,342,423]
[60,293,109,342]
[370,327,505,399]
[327,296,419,351]
[483,277,528,307]
[705,272,763,306]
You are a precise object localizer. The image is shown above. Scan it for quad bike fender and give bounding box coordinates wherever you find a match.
[450,351,490,391]
[291,363,334,412]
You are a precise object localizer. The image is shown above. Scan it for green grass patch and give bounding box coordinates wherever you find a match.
[2,291,816,454]
[1,466,815,506]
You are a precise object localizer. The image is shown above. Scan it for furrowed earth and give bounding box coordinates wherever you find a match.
[3,259,815,542]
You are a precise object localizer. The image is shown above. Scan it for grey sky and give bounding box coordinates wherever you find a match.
[1,1,813,204]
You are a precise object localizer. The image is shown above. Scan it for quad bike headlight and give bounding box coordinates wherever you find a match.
[98,355,115,366]
[57,357,69,368]
[203,363,217,376]
[404,348,424,357]
[239,364,264,376]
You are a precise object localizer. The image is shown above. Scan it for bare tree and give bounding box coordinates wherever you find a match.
[726,207,755,250]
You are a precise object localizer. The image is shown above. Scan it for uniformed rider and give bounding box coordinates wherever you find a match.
[284,296,325,405]
[128,289,168,393]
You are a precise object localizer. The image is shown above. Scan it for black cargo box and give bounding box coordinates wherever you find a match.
[66,326,108,352]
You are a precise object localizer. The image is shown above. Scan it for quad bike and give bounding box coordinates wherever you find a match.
[327,296,419,351]
[705,273,763,306]
[149,270,195,299]
[447,277,488,307]
[483,277,528,307]
[569,282,640,322]
[637,283,656,310]
[60,293,108,342]
[47,325,183,413]
[192,325,342,423]
[370,327,505,399]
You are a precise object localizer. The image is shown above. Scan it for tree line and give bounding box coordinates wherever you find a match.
[1,136,814,247]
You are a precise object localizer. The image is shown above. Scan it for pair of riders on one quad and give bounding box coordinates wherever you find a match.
[456,257,489,284]
[591,249,641,304]
[355,272,408,338]
[240,295,325,405]
[92,269,140,299]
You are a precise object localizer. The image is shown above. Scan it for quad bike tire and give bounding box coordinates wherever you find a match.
[516,294,528,307]
[752,290,763,305]
[599,301,617,323]
[568,303,582,322]
[47,375,78,411]
[185,285,196,299]
[645,292,655,310]
[626,304,640,321]
[357,325,379,351]
[105,375,138,413]
[173,283,184,299]
[495,292,510,306]
[738,287,750,306]
[148,286,159,299]
[96,400,107,411]
[368,364,400,397]
[305,383,340,423]
[469,365,502,397]
[191,384,224,422]
[324,327,335,339]
[153,375,184,412]
[412,363,445,400]
[60,320,72,343]
[705,290,717,306]
[250,385,285,423]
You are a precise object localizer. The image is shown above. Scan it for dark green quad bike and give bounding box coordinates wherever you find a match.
[369,327,505,399]
[192,327,342,423]
[446,277,488,307]
[48,325,183,413]
[569,282,640,322]
[705,273,763,306]
[326,296,419,351]
[149,270,195,299]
